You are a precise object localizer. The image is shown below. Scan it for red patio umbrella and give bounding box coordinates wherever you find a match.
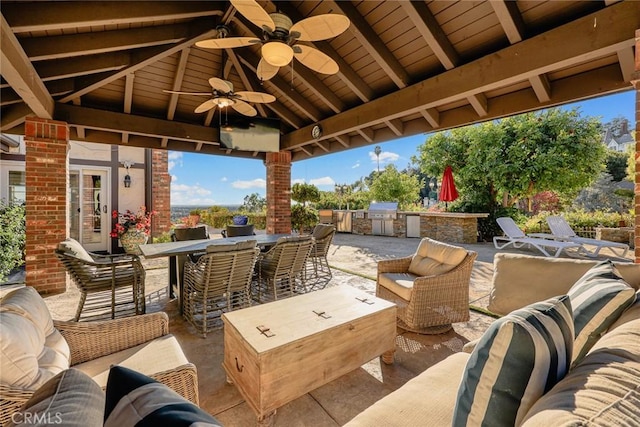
[438,165,458,210]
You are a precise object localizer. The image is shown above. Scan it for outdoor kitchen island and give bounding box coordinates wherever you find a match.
[331,210,489,243]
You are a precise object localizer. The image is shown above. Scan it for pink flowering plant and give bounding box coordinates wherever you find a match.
[110,206,156,238]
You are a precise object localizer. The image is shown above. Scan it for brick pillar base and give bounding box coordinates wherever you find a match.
[266,152,292,234]
[24,117,69,294]
[151,149,171,237]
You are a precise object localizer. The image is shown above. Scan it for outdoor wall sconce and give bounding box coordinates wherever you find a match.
[122,161,134,188]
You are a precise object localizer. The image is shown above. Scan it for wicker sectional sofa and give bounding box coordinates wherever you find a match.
[346,253,640,426]
[0,286,198,425]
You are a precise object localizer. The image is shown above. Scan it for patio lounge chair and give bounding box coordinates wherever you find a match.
[546,215,629,257]
[493,217,582,258]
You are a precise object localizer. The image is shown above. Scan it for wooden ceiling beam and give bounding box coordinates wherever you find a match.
[357,128,374,143]
[400,1,459,70]
[35,52,130,81]
[58,21,219,104]
[3,1,222,33]
[0,103,33,131]
[490,0,526,44]
[1,79,74,106]
[331,1,409,88]
[282,2,637,150]
[467,94,489,117]
[385,119,404,136]
[0,14,53,119]
[529,74,551,103]
[420,108,440,128]
[167,48,191,120]
[123,74,135,114]
[54,103,219,145]
[617,47,635,82]
[226,50,267,117]
[22,21,211,62]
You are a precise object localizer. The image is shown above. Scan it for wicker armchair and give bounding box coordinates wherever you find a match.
[254,235,315,302]
[182,240,260,337]
[304,224,336,291]
[0,312,198,425]
[376,238,477,334]
[55,239,145,321]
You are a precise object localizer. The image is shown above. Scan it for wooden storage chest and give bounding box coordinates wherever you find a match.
[222,285,396,424]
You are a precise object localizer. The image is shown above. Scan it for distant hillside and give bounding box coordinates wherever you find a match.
[171,205,240,222]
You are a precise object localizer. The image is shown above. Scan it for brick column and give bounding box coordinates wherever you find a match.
[634,29,640,263]
[24,117,69,294]
[265,151,292,234]
[151,149,171,237]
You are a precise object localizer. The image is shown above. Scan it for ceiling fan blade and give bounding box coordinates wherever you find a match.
[195,37,259,49]
[256,59,279,81]
[194,99,216,113]
[290,14,350,42]
[163,90,211,96]
[232,99,257,117]
[294,45,339,74]
[209,78,233,94]
[236,91,276,104]
[230,0,275,32]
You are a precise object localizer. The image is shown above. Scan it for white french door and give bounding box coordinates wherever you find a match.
[69,168,110,252]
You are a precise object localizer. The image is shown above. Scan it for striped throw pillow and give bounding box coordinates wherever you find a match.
[453,295,574,427]
[568,260,637,367]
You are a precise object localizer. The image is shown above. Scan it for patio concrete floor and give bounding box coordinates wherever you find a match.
[2,233,633,426]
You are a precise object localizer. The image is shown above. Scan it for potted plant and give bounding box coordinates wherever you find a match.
[291,204,319,235]
[111,206,155,254]
[188,209,202,227]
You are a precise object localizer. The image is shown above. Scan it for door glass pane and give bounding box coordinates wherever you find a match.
[69,173,80,240]
[8,171,26,203]
[82,174,102,245]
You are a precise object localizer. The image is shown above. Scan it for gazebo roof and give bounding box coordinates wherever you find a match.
[1,1,636,162]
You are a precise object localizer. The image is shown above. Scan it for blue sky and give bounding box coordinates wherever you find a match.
[169,90,636,206]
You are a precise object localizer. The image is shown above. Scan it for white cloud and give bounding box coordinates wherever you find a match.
[171,175,177,182]
[292,178,306,185]
[309,176,335,187]
[352,161,360,169]
[369,150,400,164]
[167,151,183,171]
[221,177,228,182]
[170,182,216,206]
[232,178,266,189]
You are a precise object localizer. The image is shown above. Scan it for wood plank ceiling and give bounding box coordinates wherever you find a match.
[1,1,637,162]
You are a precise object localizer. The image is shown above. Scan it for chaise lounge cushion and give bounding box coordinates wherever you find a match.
[454,295,574,426]
[8,368,104,427]
[408,238,468,277]
[567,260,637,366]
[104,366,221,427]
[0,287,70,391]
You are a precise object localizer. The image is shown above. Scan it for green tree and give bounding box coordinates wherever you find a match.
[0,200,25,281]
[605,150,628,182]
[291,182,320,207]
[414,108,605,213]
[240,193,266,213]
[369,164,423,209]
[626,143,635,181]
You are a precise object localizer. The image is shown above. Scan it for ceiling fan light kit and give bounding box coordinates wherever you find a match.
[196,0,350,81]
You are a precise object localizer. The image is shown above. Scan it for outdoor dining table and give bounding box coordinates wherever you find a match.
[139,234,290,313]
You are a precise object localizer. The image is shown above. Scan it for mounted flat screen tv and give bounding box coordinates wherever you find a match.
[220,117,280,153]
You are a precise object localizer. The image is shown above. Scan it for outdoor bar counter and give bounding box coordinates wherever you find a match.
[330,210,489,244]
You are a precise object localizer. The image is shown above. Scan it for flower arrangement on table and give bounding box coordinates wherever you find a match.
[110,206,156,238]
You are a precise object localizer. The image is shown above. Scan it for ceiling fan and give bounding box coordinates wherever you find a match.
[195,0,350,81]
[163,77,275,116]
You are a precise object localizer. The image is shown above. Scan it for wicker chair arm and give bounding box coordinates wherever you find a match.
[0,386,32,426]
[411,252,477,289]
[377,255,413,274]
[149,363,200,405]
[54,312,169,365]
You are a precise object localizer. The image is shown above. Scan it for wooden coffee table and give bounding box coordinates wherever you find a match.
[222,285,397,426]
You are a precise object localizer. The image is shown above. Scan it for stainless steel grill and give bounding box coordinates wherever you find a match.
[367,202,398,220]
[367,202,398,236]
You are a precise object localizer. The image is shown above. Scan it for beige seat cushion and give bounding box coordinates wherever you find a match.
[378,272,417,301]
[488,253,640,316]
[408,238,467,277]
[521,318,640,426]
[73,334,189,388]
[345,352,469,426]
[0,287,70,391]
[58,238,94,263]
